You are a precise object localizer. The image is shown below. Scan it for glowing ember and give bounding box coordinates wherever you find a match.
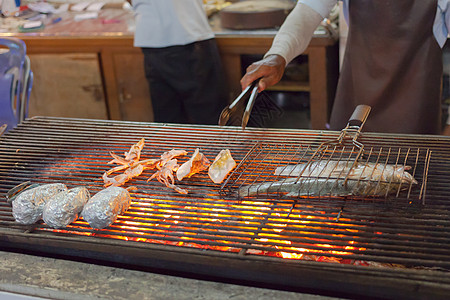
[35,194,376,267]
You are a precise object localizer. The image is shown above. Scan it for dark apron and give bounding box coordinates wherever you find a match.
[329,0,442,134]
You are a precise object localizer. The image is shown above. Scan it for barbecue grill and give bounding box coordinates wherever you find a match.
[0,117,449,299]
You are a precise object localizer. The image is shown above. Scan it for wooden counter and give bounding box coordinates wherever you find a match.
[0,9,339,129]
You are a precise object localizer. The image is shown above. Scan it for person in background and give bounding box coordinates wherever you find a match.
[132,0,228,125]
[241,0,450,135]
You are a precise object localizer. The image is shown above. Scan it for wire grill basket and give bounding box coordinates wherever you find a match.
[221,106,432,205]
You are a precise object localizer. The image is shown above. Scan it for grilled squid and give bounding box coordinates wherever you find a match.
[208,149,237,184]
[81,186,131,229]
[43,187,90,229]
[12,183,68,225]
[176,148,211,181]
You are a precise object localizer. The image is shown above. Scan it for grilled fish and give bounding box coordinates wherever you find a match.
[81,186,131,229]
[239,160,417,198]
[43,187,90,229]
[275,160,417,184]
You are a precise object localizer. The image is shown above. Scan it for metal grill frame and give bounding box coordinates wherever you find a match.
[0,117,449,299]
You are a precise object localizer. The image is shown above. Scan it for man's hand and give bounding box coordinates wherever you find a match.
[240,54,286,92]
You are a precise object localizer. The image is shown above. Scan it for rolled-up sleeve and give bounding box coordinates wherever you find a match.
[298,0,338,19]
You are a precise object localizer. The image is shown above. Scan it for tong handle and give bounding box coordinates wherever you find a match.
[241,84,259,130]
[228,83,254,110]
[348,105,371,128]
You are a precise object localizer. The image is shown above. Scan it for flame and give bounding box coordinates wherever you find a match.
[41,197,368,266]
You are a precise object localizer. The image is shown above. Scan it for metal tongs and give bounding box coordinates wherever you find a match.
[218,81,259,130]
[0,124,6,137]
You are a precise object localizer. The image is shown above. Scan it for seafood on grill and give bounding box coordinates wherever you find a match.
[103,162,143,187]
[176,148,211,181]
[208,149,237,184]
[146,149,189,194]
[102,138,160,187]
[160,149,188,165]
[275,160,417,184]
[102,139,188,187]
[12,183,68,225]
[149,158,188,194]
[81,186,131,229]
[239,160,418,198]
[101,140,236,193]
[43,187,90,229]
[123,137,145,161]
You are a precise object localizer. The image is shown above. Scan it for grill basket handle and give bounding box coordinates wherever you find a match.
[348,105,371,128]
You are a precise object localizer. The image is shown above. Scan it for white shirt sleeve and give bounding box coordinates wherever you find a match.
[264,2,335,65]
[298,0,338,18]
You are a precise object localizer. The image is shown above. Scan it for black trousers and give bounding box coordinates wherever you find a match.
[142,39,228,125]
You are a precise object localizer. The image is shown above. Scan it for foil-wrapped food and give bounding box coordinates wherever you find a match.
[12,183,68,225]
[43,187,90,229]
[81,186,131,229]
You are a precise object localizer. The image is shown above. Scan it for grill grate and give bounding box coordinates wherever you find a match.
[0,117,450,297]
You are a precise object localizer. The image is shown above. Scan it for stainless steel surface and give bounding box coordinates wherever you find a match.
[219,81,259,129]
[219,81,273,129]
[0,250,339,300]
[218,83,253,126]
[241,84,259,130]
[0,117,449,298]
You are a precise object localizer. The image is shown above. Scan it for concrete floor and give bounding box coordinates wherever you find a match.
[0,251,343,300]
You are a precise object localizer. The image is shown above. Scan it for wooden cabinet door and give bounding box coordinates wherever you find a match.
[28,53,108,119]
[112,53,153,122]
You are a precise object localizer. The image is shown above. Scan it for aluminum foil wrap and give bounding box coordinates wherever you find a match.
[12,183,68,225]
[81,186,131,229]
[42,187,90,229]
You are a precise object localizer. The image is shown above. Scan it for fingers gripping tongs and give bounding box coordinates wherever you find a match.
[218,81,259,130]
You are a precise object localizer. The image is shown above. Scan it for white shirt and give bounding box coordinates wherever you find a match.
[132,0,214,48]
[267,0,450,65]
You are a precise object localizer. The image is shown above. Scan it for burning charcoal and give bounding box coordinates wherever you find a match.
[43,187,90,229]
[12,183,68,225]
[208,149,237,184]
[81,186,131,229]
